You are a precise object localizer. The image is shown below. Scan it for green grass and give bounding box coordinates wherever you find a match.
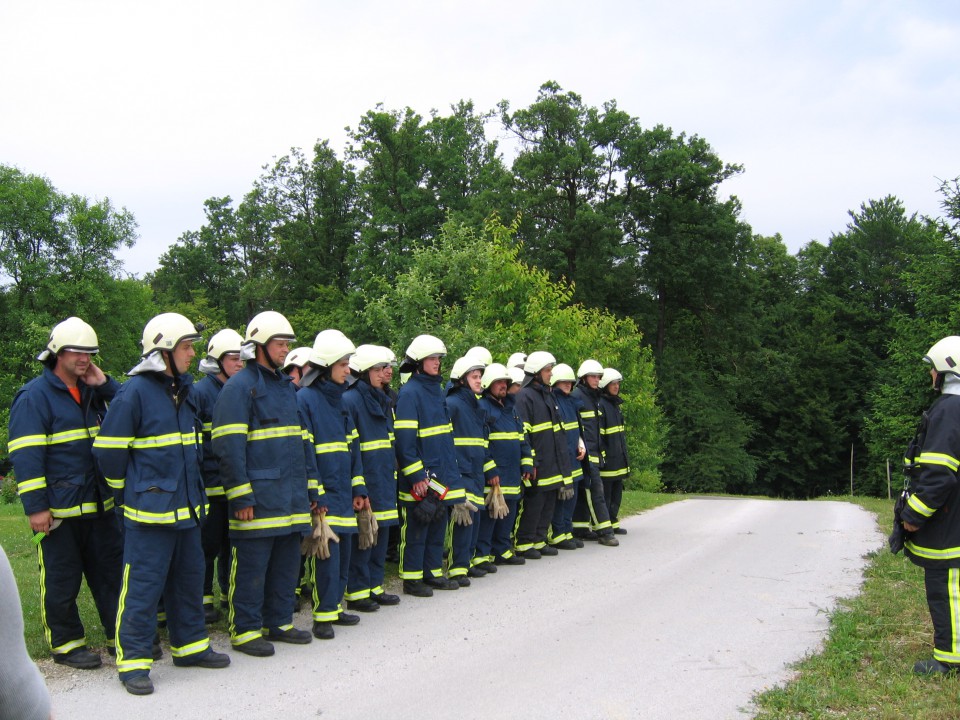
[8,490,957,719]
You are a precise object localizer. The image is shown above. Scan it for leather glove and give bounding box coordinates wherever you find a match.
[357,506,378,550]
[412,490,443,525]
[558,484,575,501]
[486,485,509,520]
[451,500,478,527]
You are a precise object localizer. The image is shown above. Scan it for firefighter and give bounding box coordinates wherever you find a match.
[282,347,313,386]
[571,360,618,546]
[93,313,230,695]
[549,363,583,550]
[192,328,245,623]
[514,351,568,558]
[900,336,960,675]
[446,355,498,584]
[9,317,123,670]
[297,330,368,639]
[343,345,401,609]
[212,311,318,657]
[394,334,462,597]
[599,368,629,534]
[476,363,532,567]
[507,352,527,370]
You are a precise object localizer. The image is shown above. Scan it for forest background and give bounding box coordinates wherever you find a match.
[2,81,958,500]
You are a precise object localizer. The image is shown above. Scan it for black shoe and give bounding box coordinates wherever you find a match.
[613,527,627,535]
[194,650,231,668]
[454,575,471,587]
[539,546,559,556]
[582,531,599,541]
[467,566,487,578]
[232,637,275,657]
[554,539,578,550]
[424,576,459,591]
[54,647,102,670]
[598,534,620,547]
[573,538,584,548]
[403,580,433,598]
[267,627,312,644]
[373,592,401,605]
[122,675,154,696]
[334,612,360,626]
[521,548,541,560]
[203,604,220,624]
[476,561,497,573]
[914,658,960,675]
[495,554,526,566]
[312,621,335,640]
[347,598,380,613]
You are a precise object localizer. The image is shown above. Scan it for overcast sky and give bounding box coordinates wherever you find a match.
[2,0,958,278]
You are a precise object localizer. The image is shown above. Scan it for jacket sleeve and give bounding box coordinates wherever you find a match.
[91,385,139,502]
[348,421,367,498]
[394,391,426,484]
[211,383,256,512]
[95,376,121,403]
[903,404,960,529]
[8,390,52,516]
[300,409,322,504]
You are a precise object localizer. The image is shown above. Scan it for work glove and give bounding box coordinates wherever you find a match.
[412,490,444,525]
[451,500,478,527]
[302,511,340,559]
[486,484,509,520]
[558,484,575,501]
[357,505,379,550]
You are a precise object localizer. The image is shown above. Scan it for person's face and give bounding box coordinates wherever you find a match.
[220,352,243,379]
[931,367,940,389]
[288,366,304,386]
[421,355,441,376]
[169,339,197,376]
[367,364,388,388]
[56,350,93,382]
[489,379,508,400]
[261,338,290,369]
[583,374,601,390]
[554,380,573,395]
[465,369,483,394]
[330,357,351,385]
[507,382,521,395]
[606,381,621,396]
[382,365,394,387]
[539,365,553,385]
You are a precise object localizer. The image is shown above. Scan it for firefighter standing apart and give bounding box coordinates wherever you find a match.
[10,317,124,670]
[900,336,960,675]
[93,313,230,695]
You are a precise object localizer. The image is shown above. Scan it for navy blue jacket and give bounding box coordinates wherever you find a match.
[343,380,399,527]
[446,384,497,506]
[298,379,366,534]
[514,379,569,489]
[212,362,318,538]
[10,368,120,518]
[394,372,462,506]
[554,389,583,484]
[190,374,226,500]
[478,393,532,498]
[93,372,207,529]
[599,393,629,480]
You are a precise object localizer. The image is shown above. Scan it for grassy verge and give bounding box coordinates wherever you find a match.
[751,495,960,719]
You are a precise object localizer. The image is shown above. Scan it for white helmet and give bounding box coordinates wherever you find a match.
[507,352,527,369]
[141,313,202,356]
[206,329,244,360]
[551,363,576,385]
[245,311,295,346]
[599,367,623,389]
[37,317,98,361]
[350,344,392,373]
[524,350,556,375]
[282,346,312,372]
[481,363,511,390]
[577,359,604,378]
[311,329,356,367]
[925,337,960,377]
[450,355,486,382]
[507,367,526,386]
[467,346,493,366]
[405,334,446,361]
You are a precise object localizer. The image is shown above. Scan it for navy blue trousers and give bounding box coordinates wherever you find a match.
[550,479,580,543]
[115,524,209,679]
[228,533,300,647]
[310,533,353,622]
[399,506,447,581]
[201,500,230,604]
[449,508,482,577]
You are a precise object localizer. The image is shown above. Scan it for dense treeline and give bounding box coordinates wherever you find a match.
[2,81,958,498]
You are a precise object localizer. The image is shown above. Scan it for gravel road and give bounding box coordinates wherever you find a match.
[42,497,883,719]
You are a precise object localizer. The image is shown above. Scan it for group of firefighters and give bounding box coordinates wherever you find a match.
[10,311,632,696]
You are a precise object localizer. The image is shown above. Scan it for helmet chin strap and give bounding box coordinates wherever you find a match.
[163,350,182,379]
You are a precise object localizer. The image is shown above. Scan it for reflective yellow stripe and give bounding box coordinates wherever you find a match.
[374,509,399,522]
[360,439,393,451]
[599,467,630,478]
[226,483,254,499]
[228,513,311,531]
[315,441,349,454]
[905,540,960,561]
[212,423,249,439]
[17,477,47,494]
[394,420,418,430]
[105,476,124,489]
[130,432,197,449]
[247,426,303,441]
[483,460,497,472]
[454,437,486,447]
[351,475,365,487]
[580,410,597,418]
[907,493,936,518]
[170,637,210,658]
[92,434,134,449]
[401,460,424,476]
[123,505,205,524]
[919,452,960,472]
[8,433,48,452]
[50,500,115,516]
[419,424,453,437]
[600,425,625,435]
[488,431,522,441]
